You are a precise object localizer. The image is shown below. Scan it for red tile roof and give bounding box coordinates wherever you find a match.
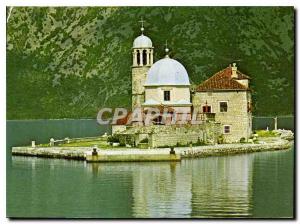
[115,112,132,125]
[196,66,250,92]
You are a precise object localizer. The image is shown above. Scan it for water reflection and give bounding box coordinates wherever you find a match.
[190,156,253,218]
[130,162,192,218]
[9,148,293,218]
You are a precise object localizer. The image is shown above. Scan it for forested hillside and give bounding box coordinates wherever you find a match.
[6,7,294,119]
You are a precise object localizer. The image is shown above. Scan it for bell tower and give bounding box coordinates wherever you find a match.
[132,18,154,110]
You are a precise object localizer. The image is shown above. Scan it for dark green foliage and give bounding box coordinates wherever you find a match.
[139,138,148,143]
[119,142,126,147]
[7,7,294,119]
[218,134,225,144]
[240,137,246,143]
[107,135,119,143]
[194,138,205,146]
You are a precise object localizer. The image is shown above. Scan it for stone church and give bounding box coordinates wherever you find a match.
[114,22,252,144]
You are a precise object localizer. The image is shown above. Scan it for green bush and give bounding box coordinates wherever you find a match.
[139,138,148,143]
[107,135,120,143]
[157,145,172,148]
[240,137,246,143]
[218,135,224,144]
[176,142,188,147]
[194,138,205,146]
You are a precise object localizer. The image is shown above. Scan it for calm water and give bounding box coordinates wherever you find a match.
[6,120,294,218]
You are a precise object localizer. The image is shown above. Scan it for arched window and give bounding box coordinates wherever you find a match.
[142,50,147,65]
[137,50,140,65]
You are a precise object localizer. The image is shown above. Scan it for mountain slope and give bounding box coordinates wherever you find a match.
[7,7,294,119]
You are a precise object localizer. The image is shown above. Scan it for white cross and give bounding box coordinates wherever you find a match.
[139,17,145,28]
[164,40,170,54]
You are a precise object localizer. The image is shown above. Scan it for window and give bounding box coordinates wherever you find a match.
[137,50,140,65]
[142,50,147,65]
[164,91,170,101]
[220,102,228,112]
[202,105,211,113]
[224,125,231,134]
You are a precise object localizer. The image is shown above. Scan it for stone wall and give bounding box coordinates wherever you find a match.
[150,132,205,148]
[115,123,221,148]
[112,125,127,135]
[193,91,252,143]
[132,66,149,109]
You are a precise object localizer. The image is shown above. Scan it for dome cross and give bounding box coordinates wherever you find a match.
[164,40,170,57]
[139,17,145,34]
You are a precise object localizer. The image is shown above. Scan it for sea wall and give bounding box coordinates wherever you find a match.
[11,147,89,160]
[86,153,180,162]
[177,139,293,158]
[12,138,293,161]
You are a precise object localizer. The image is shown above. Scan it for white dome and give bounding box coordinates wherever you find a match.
[145,57,190,86]
[133,34,152,48]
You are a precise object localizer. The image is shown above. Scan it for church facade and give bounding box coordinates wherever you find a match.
[119,23,252,143]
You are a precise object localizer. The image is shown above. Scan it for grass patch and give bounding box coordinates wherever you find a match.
[255,130,280,137]
[36,143,50,147]
[44,138,127,149]
[35,138,109,148]
[59,140,104,147]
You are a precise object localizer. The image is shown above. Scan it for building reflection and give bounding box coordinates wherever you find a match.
[85,161,192,218]
[125,155,254,218]
[131,161,192,218]
[190,155,254,218]
[11,154,255,218]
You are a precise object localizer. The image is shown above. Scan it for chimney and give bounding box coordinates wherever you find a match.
[231,63,238,78]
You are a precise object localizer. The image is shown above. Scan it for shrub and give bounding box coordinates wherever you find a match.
[176,142,189,147]
[218,135,224,144]
[194,138,205,146]
[139,138,148,143]
[240,137,246,143]
[157,145,172,148]
[107,135,120,143]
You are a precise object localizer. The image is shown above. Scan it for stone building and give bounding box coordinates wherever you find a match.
[193,64,252,142]
[113,21,252,144]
